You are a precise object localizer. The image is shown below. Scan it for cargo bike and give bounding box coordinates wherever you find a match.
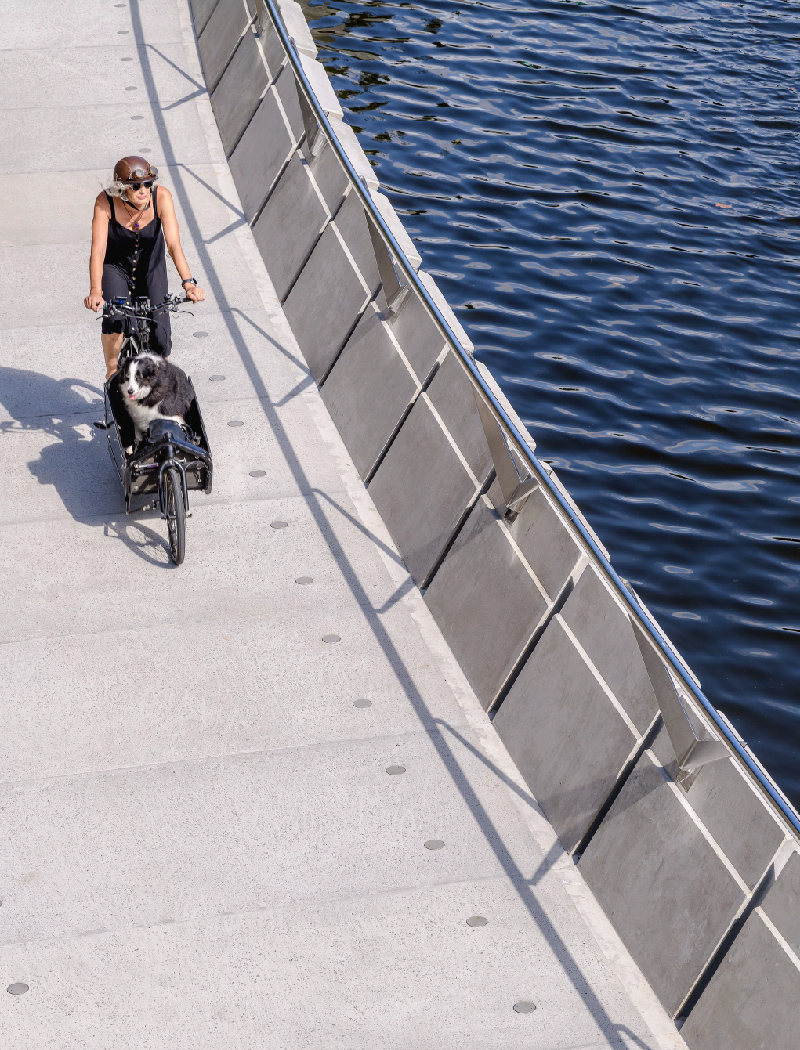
[98,294,213,566]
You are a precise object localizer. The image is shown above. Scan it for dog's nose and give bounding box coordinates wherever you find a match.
[127,388,135,395]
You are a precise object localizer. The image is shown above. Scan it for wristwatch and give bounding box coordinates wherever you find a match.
[181,277,198,288]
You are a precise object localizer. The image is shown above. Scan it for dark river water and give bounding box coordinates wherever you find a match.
[300,0,800,806]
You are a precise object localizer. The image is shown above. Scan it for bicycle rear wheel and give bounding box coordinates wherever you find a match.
[164,466,185,566]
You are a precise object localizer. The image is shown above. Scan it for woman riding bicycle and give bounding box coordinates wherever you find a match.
[84,156,206,378]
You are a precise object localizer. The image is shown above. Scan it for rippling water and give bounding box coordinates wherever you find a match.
[301,0,800,804]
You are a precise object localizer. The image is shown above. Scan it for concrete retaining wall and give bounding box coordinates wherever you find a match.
[189,1,800,1042]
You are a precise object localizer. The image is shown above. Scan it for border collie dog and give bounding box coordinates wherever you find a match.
[117,353,194,446]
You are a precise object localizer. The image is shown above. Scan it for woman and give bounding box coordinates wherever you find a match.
[84,156,206,378]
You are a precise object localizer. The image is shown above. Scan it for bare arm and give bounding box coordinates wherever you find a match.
[85,193,110,311]
[159,188,206,303]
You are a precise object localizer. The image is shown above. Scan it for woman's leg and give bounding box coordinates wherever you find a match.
[102,332,124,379]
[101,265,129,377]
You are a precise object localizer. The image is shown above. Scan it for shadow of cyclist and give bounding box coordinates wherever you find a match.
[0,366,176,564]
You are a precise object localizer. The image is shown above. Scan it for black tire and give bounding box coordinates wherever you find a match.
[164,466,185,566]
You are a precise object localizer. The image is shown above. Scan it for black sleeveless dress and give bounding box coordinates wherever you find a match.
[101,186,171,356]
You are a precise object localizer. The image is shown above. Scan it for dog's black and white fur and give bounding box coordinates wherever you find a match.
[116,353,194,445]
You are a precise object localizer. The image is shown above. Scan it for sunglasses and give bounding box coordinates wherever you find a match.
[126,179,155,191]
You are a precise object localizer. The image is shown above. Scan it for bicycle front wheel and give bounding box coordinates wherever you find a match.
[164,466,185,566]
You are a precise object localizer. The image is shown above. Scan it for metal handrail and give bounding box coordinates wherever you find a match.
[260,0,800,839]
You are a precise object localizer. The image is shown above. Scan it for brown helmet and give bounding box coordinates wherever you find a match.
[113,156,159,183]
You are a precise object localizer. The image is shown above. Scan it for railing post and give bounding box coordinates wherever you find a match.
[366,214,408,316]
[631,619,727,786]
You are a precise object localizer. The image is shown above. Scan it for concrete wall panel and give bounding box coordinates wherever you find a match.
[425,353,493,481]
[309,141,349,213]
[190,0,220,36]
[494,617,638,853]
[390,288,445,383]
[252,154,327,302]
[560,567,658,734]
[685,759,787,891]
[762,848,800,948]
[579,747,746,1015]
[425,498,549,706]
[333,191,381,293]
[228,90,293,221]
[283,225,369,380]
[682,852,800,1050]
[368,398,478,586]
[506,485,581,601]
[681,909,798,1050]
[321,307,417,479]
[211,30,268,156]
[258,20,286,78]
[274,63,304,141]
[197,0,251,93]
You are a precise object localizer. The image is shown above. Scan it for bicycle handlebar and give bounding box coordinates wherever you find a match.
[102,294,193,319]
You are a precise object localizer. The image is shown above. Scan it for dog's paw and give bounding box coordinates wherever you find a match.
[124,445,133,455]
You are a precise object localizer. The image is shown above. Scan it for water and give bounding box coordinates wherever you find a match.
[301,0,800,806]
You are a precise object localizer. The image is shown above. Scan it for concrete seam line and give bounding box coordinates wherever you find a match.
[558,617,641,739]
[492,501,555,602]
[363,301,422,389]
[248,138,303,228]
[330,219,373,297]
[418,392,481,489]
[756,906,800,971]
[646,749,751,894]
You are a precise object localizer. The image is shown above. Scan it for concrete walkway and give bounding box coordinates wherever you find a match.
[0,2,673,1046]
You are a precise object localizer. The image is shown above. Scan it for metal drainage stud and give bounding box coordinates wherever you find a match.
[513,1001,536,1014]
[209,375,225,383]
[117,29,129,34]
[130,115,143,120]
[227,420,244,428]
[466,915,488,927]
[295,576,313,585]
[424,839,445,851]
[121,56,133,62]
[270,520,288,530]
[194,331,209,339]
[249,470,266,478]
[386,765,406,775]
[353,699,371,708]
[7,983,28,996]
[125,86,137,91]
[322,634,341,644]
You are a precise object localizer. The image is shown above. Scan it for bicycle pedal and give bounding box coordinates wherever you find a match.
[93,419,110,430]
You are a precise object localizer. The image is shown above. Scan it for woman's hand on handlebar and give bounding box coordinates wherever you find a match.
[184,284,205,304]
[84,289,104,312]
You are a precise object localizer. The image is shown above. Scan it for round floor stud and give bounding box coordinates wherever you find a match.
[209,375,225,382]
[295,576,313,585]
[322,634,341,644]
[424,839,445,851]
[466,915,488,927]
[270,520,288,530]
[227,420,244,427]
[130,114,143,120]
[194,331,209,339]
[117,29,129,34]
[249,470,266,478]
[125,86,137,91]
[513,1001,536,1014]
[7,984,28,996]
[386,765,406,775]
[121,56,133,61]
[353,699,372,708]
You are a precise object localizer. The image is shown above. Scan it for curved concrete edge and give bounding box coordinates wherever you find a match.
[186,1,800,1045]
